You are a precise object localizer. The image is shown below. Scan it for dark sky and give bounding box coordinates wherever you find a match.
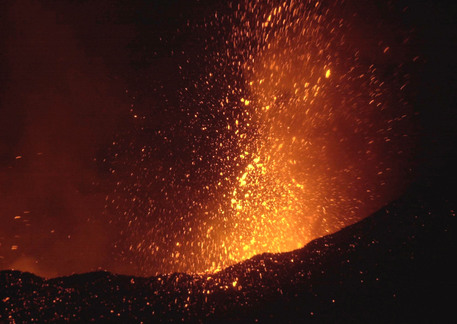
[0,0,129,277]
[0,0,456,278]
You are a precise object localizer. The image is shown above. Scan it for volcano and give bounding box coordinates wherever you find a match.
[2,182,455,322]
[1,0,457,322]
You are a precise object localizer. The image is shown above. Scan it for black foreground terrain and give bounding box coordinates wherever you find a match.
[1,183,455,323]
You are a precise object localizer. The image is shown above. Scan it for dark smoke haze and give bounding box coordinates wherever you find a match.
[0,0,134,277]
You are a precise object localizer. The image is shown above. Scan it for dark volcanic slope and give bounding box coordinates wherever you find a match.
[1,184,456,323]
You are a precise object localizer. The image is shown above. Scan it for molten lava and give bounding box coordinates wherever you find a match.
[108,0,413,275]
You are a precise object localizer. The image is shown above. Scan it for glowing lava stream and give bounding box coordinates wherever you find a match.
[110,0,413,275]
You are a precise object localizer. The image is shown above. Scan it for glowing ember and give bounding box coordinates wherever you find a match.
[107,0,412,275]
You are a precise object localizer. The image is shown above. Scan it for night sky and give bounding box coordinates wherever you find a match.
[1,0,456,279]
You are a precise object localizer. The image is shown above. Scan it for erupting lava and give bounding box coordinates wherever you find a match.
[108,0,413,275]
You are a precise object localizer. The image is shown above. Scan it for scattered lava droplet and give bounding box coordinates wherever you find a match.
[108,0,413,276]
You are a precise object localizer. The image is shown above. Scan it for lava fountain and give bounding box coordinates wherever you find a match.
[108,0,414,275]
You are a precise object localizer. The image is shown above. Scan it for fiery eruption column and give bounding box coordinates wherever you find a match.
[108,0,412,275]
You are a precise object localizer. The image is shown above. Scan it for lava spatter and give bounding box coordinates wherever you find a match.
[107,0,413,275]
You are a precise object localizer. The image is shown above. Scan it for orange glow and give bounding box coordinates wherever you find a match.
[110,0,413,276]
